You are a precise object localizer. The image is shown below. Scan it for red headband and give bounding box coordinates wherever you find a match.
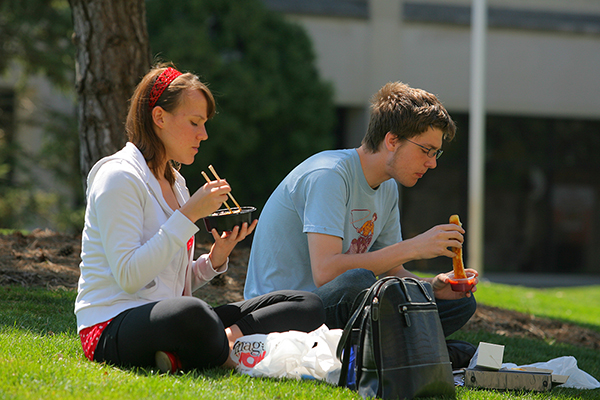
[148,67,183,109]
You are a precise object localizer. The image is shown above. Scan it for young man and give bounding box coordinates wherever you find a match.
[245,82,478,360]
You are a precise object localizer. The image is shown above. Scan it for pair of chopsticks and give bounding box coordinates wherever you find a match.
[201,165,241,213]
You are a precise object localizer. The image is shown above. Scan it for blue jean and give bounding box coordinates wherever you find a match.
[312,268,476,336]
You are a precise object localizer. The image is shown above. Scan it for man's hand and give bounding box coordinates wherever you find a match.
[406,223,465,260]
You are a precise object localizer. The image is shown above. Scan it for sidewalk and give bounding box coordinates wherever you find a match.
[481,272,600,288]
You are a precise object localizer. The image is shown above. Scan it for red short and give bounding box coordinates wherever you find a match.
[79,319,112,361]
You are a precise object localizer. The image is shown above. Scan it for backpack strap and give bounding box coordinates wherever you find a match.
[402,277,435,302]
[336,283,378,360]
[336,281,383,387]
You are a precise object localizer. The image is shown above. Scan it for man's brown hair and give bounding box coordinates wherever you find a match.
[362,82,456,152]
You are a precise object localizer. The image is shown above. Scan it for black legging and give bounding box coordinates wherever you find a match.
[93,290,325,371]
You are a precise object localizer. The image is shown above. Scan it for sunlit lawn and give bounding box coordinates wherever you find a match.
[1,282,599,399]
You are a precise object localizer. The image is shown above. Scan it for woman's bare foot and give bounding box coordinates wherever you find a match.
[222,324,243,368]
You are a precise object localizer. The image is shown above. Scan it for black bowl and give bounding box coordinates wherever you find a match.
[203,206,256,234]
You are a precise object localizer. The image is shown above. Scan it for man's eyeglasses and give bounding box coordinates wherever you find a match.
[405,139,443,159]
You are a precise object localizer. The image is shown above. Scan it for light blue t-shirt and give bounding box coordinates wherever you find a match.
[244,149,402,299]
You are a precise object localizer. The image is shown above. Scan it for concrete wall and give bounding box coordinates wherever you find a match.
[277,0,600,119]
[0,64,76,199]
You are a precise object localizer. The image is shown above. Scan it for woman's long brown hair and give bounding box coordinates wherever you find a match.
[125,64,216,185]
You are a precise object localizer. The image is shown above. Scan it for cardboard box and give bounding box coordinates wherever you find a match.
[552,374,569,385]
[465,368,553,392]
[465,342,570,392]
[475,342,505,370]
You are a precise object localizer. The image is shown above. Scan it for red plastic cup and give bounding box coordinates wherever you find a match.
[447,271,476,292]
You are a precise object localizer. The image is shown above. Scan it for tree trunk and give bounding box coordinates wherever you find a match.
[69,0,151,188]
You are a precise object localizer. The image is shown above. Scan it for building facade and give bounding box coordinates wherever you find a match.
[264,0,600,274]
[2,0,599,273]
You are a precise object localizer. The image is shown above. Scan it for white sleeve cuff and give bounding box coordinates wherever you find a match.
[191,254,229,292]
[200,253,229,275]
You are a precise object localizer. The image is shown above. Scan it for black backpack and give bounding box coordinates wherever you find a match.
[336,277,455,399]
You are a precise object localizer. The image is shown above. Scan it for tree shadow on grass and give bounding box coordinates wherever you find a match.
[0,285,76,335]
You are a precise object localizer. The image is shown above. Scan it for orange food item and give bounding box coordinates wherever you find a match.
[449,214,467,279]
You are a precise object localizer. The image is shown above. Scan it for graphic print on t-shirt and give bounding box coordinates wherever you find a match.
[346,209,378,254]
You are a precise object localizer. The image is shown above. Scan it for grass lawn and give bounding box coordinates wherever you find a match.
[475,279,600,328]
[1,283,599,399]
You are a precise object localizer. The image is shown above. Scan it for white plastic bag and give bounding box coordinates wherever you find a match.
[232,324,343,383]
[230,333,268,374]
[503,356,600,389]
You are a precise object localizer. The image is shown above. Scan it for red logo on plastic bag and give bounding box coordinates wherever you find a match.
[239,351,266,368]
[233,338,266,369]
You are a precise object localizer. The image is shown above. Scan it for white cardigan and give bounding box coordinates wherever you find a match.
[75,143,227,332]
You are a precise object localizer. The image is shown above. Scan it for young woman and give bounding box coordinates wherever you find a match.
[75,64,325,373]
